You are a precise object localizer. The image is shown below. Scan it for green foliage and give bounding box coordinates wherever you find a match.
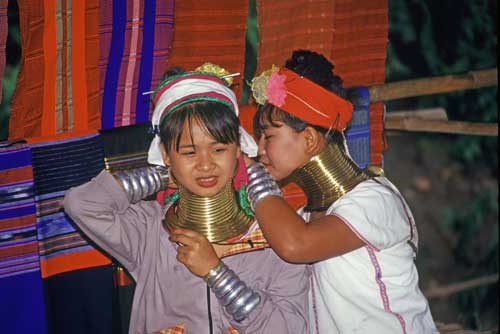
[0,0,21,141]
[0,64,19,140]
[443,189,498,329]
[387,0,497,168]
[388,0,498,328]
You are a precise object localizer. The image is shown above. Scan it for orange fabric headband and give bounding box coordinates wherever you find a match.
[252,67,353,130]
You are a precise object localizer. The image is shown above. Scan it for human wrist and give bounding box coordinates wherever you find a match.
[204,261,261,322]
[246,162,283,211]
[113,165,168,203]
[203,261,226,284]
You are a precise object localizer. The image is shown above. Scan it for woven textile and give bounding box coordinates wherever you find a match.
[330,0,388,166]
[100,0,175,129]
[255,0,335,74]
[30,133,111,278]
[0,0,7,102]
[345,87,371,169]
[166,0,248,99]
[100,122,153,172]
[0,143,47,333]
[9,0,101,139]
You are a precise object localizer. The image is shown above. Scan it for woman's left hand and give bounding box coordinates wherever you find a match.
[169,227,219,277]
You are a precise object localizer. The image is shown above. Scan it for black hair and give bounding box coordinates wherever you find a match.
[253,49,346,141]
[157,69,239,154]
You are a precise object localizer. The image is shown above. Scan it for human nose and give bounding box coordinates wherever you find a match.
[257,135,267,158]
[196,151,215,171]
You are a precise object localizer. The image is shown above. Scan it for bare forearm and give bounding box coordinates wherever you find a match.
[254,196,308,262]
[255,196,366,263]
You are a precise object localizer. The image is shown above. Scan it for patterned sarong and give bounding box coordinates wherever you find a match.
[166,0,248,99]
[9,1,101,139]
[255,0,335,74]
[100,0,175,129]
[0,143,47,333]
[29,133,111,278]
[330,0,388,165]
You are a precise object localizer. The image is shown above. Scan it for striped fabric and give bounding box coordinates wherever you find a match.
[30,133,111,278]
[166,0,248,100]
[345,87,371,169]
[100,0,175,130]
[221,224,269,258]
[330,0,388,166]
[9,0,101,139]
[0,0,7,102]
[255,0,335,74]
[0,143,47,333]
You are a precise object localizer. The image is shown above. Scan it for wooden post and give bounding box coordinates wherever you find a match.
[369,68,497,102]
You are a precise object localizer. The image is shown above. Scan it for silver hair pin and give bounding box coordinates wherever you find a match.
[222,72,241,78]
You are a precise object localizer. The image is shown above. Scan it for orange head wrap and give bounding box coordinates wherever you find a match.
[251,67,353,131]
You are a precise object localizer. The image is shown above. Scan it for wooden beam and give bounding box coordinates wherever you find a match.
[385,118,498,136]
[386,108,448,121]
[370,68,497,102]
[424,273,499,299]
[439,329,498,334]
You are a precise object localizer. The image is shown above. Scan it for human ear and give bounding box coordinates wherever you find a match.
[303,126,323,155]
[235,146,241,159]
[159,143,170,167]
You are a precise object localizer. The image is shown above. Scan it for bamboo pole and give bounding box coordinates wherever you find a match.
[386,108,448,121]
[384,118,498,136]
[370,68,497,102]
[439,329,498,334]
[424,273,499,298]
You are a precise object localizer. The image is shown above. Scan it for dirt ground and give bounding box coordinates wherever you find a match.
[383,132,498,330]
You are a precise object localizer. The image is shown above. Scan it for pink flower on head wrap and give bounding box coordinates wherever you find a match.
[266,71,287,107]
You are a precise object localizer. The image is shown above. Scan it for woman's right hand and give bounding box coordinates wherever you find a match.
[169,227,220,277]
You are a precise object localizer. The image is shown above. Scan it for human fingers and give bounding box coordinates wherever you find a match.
[169,232,195,247]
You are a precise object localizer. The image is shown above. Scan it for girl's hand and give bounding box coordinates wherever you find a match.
[243,153,256,167]
[169,227,219,277]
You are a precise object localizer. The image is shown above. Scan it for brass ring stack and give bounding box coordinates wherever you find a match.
[113,166,168,203]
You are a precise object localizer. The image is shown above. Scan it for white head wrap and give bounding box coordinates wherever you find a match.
[148,74,258,166]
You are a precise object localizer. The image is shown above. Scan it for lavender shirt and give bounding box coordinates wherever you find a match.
[64,170,310,334]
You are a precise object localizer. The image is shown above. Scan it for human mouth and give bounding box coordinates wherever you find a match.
[196,176,218,188]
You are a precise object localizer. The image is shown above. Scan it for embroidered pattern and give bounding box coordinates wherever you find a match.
[366,247,407,334]
[227,326,240,334]
[153,323,185,334]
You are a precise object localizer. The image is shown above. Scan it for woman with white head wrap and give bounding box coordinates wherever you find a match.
[64,64,310,333]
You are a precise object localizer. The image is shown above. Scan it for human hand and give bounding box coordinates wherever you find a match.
[169,227,220,277]
[243,154,256,167]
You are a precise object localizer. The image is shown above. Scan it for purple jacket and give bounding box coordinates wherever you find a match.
[64,171,310,334]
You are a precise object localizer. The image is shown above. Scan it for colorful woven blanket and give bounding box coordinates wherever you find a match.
[0,142,47,333]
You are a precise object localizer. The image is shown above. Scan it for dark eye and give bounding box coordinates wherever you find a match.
[181,151,195,156]
[214,147,227,153]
